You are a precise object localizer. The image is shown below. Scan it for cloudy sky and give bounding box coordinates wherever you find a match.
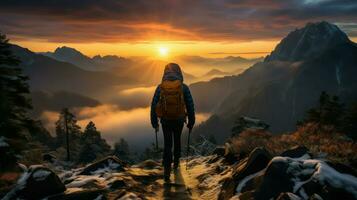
[1,0,357,57]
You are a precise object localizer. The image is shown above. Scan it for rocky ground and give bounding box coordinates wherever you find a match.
[1,146,357,200]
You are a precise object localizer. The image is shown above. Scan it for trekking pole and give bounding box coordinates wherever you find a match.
[186,128,192,170]
[155,128,159,151]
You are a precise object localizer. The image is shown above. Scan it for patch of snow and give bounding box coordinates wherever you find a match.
[17,171,31,188]
[32,170,51,181]
[309,159,357,198]
[236,169,265,194]
[0,136,9,147]
[272,156,357,199]
[242,116,261,123]
[66,175,106,188]
[91,159,120,175]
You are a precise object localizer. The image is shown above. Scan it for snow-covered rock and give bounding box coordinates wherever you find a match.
[79,156,126,175]
[3,165,65,200]
[228,153,357,200]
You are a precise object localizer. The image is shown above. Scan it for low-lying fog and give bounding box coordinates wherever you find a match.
[41,103,210,152]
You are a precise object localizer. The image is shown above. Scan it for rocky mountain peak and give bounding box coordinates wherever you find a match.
[265,21,350,62]
[53,46,87,59]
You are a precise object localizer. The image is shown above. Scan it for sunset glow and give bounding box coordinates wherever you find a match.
[158,46,169,57]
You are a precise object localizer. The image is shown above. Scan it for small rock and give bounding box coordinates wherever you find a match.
[136,160,160,169]
[109,178,126,189]
[79,156,126,175]
[281,146,309,158]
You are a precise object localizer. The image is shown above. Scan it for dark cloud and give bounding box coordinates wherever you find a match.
[0,0,357,42]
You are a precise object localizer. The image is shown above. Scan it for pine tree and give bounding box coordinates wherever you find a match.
[0,33,32,170]
[55,108,81,161]
[304,91,344,128]
[113,138,131,162]
[82,121,100,142]
[78,121,111,163]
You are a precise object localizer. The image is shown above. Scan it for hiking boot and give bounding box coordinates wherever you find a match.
[164,166,171,182]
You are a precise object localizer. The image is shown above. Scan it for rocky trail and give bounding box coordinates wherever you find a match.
[2,146,357,200]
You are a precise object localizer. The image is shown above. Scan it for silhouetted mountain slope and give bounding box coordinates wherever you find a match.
[191,21,357,141]
[30,91,101,117]
[204,69,230,76]
[10,45,131,98]
[265,21,349,62]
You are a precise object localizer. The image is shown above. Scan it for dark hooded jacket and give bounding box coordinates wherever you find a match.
[150,63,195,128]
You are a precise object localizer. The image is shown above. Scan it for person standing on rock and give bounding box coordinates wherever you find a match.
[150,63,195,182]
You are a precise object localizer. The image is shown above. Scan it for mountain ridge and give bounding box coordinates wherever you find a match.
[191,21,357,142]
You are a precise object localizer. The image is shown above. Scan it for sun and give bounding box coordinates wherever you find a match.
[158,46,169,57]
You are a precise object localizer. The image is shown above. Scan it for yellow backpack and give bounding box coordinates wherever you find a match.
[155,80,187,119]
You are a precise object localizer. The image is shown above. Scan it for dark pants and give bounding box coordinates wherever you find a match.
[161,120,184,168]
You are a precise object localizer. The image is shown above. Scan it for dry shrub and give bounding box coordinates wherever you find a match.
[230,123,357,167]
[230,130,273,157]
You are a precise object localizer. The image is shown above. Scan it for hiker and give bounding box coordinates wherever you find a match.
[150,63,195,181]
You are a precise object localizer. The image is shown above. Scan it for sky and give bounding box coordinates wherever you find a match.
[1,0,357,58]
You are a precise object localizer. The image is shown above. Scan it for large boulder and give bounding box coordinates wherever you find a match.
[79,156,126,175]
[280,146,309,158]
[218,147,272,200]
[254,157,298,200]
[3,165,65,200]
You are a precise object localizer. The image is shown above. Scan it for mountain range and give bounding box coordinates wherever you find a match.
[10,43,259,118]
[191,21,357,142]
[41,46,132,71]
[10,44,129,98]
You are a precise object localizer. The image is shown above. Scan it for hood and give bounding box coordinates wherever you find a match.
[162,63,183,82]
